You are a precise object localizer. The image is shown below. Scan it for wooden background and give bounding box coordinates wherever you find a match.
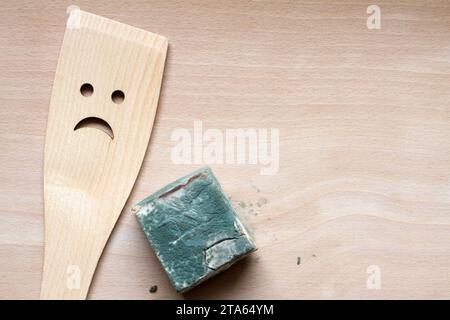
[1,0,450,299]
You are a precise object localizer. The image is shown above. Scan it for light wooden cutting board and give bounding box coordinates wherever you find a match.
[1,0,450,299]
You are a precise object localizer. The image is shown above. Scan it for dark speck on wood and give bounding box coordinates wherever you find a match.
[149,285,158,293]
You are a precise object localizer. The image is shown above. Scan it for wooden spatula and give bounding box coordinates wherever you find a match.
[40,8,168,299]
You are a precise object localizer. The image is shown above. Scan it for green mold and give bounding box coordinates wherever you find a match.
[133,166,256,293]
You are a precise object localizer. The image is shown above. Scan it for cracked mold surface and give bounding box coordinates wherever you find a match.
[133,167,256,293]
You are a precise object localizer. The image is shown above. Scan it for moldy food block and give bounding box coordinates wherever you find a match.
[133,167,256,293]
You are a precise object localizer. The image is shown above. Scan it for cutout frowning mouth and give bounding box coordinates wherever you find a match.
[74,117,114,139]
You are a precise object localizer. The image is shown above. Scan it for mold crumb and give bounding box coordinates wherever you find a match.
[238,201,246,208]
[312,254,316,258]
[252,185,261,193]
[256,197,268,207]
[149,285,158,293]
[297,257,301,265]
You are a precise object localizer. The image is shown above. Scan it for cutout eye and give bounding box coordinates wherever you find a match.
[74,117,114,139]
[111,90,125,104]
[80,83,94,97]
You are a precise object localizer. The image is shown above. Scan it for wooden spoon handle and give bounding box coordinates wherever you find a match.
[40,8,168,299]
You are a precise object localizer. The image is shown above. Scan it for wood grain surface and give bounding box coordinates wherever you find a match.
[1,0,450,299]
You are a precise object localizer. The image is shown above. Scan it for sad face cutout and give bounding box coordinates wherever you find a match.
[73,83,125,140]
